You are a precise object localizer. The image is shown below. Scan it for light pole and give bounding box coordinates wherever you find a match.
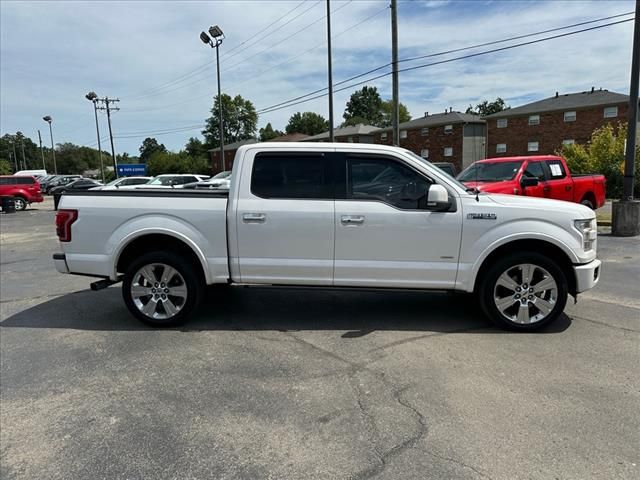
[42,116,57,174]
[200,25,225,172]
[38,130,46,170]
[86,91,105,182]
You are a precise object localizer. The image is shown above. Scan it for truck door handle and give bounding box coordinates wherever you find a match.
[243,213,266,223]
[543,186,551,193]
[565,185,572,191]
[341,215,365,225]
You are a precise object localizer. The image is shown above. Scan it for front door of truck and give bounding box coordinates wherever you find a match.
[542,159,574,202]
[333,153,462,289]
[519,160,547,198]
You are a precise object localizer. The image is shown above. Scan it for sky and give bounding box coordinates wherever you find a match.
[0,0,636,156]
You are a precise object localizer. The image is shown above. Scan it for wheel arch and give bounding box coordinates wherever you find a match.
[472,239,577,296]
[580,191,597,208]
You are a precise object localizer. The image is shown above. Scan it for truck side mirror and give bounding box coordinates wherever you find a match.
[521,177,539,188]
[426,184,451,211]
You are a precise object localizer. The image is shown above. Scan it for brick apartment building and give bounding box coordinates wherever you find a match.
[300,124,378,143]
[485,89,629,157]
[373,111,486,172]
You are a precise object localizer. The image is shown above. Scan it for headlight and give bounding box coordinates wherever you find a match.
[574,218,597,251]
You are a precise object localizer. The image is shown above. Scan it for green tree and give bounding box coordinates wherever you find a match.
[0,132,42,171]
[0,159,12,175]
[203,94,258,148]
[465,97,509,116]
[259,123,284,141]
[379,100,412,128]
[343,86,384,127]
[146,150,209,176]
[139,137,167,163]
[558,122,639,198]
[185,137,207,159]
[285,112,329,136]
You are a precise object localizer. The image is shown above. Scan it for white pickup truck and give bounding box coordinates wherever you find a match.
[53,143,601,331]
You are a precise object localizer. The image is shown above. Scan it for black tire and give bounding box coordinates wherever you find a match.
[580,198,595,210]
[13,197,27,211]
[122,251,204,327]
[477,252,568,332]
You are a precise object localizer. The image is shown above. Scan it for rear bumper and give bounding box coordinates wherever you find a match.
[53,253,70,274]
[573,259,601,293]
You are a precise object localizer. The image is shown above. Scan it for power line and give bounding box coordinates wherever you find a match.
[257,16,634,114]
[258,14,633,113]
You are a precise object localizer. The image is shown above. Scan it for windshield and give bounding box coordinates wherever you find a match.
[213,171,231,179]
[458,161,523,182]
[403,150,468,191]
[148,176,178,186]
[104,178,122,186]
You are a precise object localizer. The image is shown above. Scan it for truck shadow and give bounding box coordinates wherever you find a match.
[0,284,571,335]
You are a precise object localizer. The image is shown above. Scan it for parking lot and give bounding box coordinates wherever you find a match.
[1,198,638,480]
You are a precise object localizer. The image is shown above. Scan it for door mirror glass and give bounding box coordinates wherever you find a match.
[521,177,539,188]
[426,184,450,211]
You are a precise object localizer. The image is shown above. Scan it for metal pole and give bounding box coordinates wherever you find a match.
[20,137,27,170]
[38,130,45,170]
[216,41,225,171]
[105,97,119,178]
[10,152,17,172]
[48,122,57,174]
[391,0,400,146]
[11,140,17,171]
[92,101,105,183]
[326,0,334,142]
[622,0,640,200]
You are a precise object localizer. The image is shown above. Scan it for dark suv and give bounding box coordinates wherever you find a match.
[0,176,44,210]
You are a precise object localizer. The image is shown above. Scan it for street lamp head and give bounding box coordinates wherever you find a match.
[200,31,211,45]
[208,25,224,39]
[43,115,52,123]
[85,91,98,101]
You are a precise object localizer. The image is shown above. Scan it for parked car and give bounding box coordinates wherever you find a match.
[135,174,209,189]
[51,178,103,209]
[14,169,47,177]
[457,155,606,209]
[39,175,60,191]
[432,162,457,177]
[183,171,232,190]
[90,176,152,190]
[0,175,44,210]
[45,175,82,194]
[54,142,600,332]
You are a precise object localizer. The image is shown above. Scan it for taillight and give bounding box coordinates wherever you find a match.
[55,209,78,242]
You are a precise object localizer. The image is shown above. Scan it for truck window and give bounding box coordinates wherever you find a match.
[545,160,567,179]
[523,161,545,181]
[347,157,431,210]
[251,154,332,199]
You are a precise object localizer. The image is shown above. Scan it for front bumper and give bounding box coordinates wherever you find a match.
[53,253,69,274]
[573,259,601,293]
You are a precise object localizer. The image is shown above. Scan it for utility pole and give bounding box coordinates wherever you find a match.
[326,0,334,142]
[612,0,640,236]
[9,152,17,173]
[11,140,17,171]
[38,130,46,170]
[20,136,26,170]
[391,0,400,146]
[86,92,105,182]
[96,97,120,178]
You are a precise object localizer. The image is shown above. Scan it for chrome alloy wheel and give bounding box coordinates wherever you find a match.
[493,263,558,324]
[13,197,26,210]
[130,263,188,320]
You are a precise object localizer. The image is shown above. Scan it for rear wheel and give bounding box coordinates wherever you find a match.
[580,198,595,210]
[477,253,568,331]
[122,251,204,327]
[13,197,27,211]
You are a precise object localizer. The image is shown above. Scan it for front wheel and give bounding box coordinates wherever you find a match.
[477,253,568,331]
[13,197,27,211]
[122,251,204,327]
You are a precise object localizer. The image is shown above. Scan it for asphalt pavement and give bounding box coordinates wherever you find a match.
[1,198,638,480]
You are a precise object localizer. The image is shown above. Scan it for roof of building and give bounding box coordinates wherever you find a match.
[300,124,379,141]
[375,111,484,132]
[486,89,629,118]
[268,133,309,142]
[208,138,258,152]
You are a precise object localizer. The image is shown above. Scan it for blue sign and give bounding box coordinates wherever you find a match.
[117,164,147,176]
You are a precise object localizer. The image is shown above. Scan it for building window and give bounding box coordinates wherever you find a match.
[444,147,453,157]
[420,127,429,136]
[381,132,387,140]
[347,136,354,143]
[528,115,540,125]
[497,118,508,128]
[527,141,539,152]
[564,111,576,122]
[562,139,575,145]
[604,106,618,118]
[400,130,408,139]
[420,149,429,158]
[444,124,453,134]
[496,143,507,153]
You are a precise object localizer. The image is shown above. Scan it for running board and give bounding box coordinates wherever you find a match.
[90,276,123,291]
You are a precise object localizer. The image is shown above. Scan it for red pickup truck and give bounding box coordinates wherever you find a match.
[0,175,44,210]
[457,155,606,209]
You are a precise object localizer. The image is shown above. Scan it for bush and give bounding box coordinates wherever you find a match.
[146,151,209,177]
[558,122,640,199]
